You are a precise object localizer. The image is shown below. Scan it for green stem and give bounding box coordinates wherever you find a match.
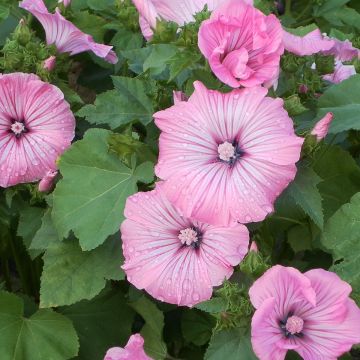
[285,0,292,16]
[9,238,31,295]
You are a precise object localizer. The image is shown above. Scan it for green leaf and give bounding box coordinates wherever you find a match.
[0,291,79,360]
[205,329,257,360]
[182,309,216,346]
[286,166,323,228]
[0,4,9,21]
[314,0,350,16]
[313,145,360,220]
[143,44,178,75]
[72,11,106,41]
[60,288,135,360]
[321,192,360,291]
[284,24,318,36]
[195,298,227,313]
[317,75,360,134]
[52,129,154,250]
[87,0,114,11]
[130,296,167,360]
[40,234,124,307]
[288,225,313,253]
[168,49,201,82]
[77,77,154,129]
[30,208,59,251]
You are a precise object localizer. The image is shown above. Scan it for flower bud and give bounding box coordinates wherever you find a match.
[58,0,71,7]
[14,19,32,46]
[38,170,58,193]
[43,55,56,71]
[311,112,334,141]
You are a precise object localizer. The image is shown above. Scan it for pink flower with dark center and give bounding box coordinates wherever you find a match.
[249,265,360,360]
[323,61,356,84]
[121,184,249,307]
[19,0,118,64]
[132,0,247,40]
[104,334,151,360]
[154,81,303,226]
[311,112,334,141]
[198,0,284,88]
[0,73,75,188]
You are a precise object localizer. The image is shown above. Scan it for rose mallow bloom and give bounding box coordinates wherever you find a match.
[0,73,75,188]
[104,334,151,360]
[121,184,249,307]
[249,265,360,360]
[198,0,284,88]
[19,0,117,64]
[154,81,303,226]
[311,112,334,141]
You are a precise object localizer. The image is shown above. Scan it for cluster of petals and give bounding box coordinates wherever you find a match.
[104,334,152,360]
[0,73,75,188]
[121,184,249,307]
[198,0,284,88]
[311,112,334,141]
[249,265,360,360]
[154,81,303,226]
[131,0,244,40]
[19,0,117,64]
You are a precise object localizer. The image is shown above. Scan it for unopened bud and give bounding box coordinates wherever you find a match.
[38,170,58,193]
[43,55,56,71]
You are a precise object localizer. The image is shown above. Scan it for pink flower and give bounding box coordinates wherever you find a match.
[19,0,118,64]
[104,334,152,360]
[132,0,247,40]
[323,61,356,84]
[249,265,360,360]
[323,38,360,61]
[154,81,303,226]
[121,184,249,307]
[38,170,58,192]
[198,0,284,88]
[43,55,56,71]
[311,112,334,141]
[0,73,75,188]
[58,0,71,7]
[282,29,334,56]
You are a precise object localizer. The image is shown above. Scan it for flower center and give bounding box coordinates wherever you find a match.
[178,227,202,249]
[285,316,304,335]
[10,120,27,138]
[218,141,244,166]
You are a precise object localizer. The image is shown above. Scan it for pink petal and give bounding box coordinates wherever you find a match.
[0,73,75,188]
[19,0,118,64]
[121,184,249,306]
[155,82,303,226]
[104,334,151,360]
[323,61,356,84]
[283,29,335,56]
[323,38,360,61]
[311,112,334,141]
[249,265,317,310]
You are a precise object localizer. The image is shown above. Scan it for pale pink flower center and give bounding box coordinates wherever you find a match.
[218,141,235,162]
[11,121,26,135]
[178,228,198,246]
[285,316,304,335]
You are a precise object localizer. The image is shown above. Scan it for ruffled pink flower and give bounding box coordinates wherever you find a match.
[0,73,75,188]
[19,0,117,64]
[121,184,249,307]
[282,29,334,56]
[104,334,151,360]
[154,81,303,226]
[311,112,334,141]
[249,265,360,360]
[133,0,253,40]
[198,0,284,88]
[43,55,56,71]
[323,61,356,84]
[323,37,360,61]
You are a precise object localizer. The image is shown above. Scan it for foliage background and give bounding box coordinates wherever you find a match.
[1,0,360,359]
